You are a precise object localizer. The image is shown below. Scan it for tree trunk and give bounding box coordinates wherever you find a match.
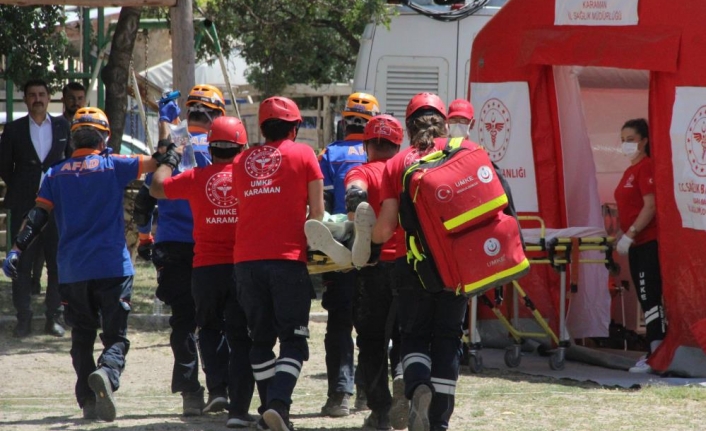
[170,0,195,110]
[102,7,142,153]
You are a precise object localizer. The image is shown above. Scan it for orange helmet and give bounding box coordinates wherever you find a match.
[185,84,226,116]
[363,114,403,146]
[343,92,380,121]
[259,96,302,125]
[448,99,474,120]
[208,117,248,148]
[71,107,110,137]
[405,92,447,121]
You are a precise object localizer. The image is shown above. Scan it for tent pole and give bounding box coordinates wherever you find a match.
[202,21,240,120]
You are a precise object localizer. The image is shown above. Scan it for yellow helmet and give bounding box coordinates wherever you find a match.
[185,84,226,116]
[71,107,110,137]
[343,92,380,121]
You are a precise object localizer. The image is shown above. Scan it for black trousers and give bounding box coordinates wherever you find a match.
[628,240,667,348]
[192,264,254,414]
[59,276,132,408]
[395,258,467,430]
[353,261,401,414]
[235,260,315,408]
[10,207,61,320]
[321,270,356,396]
[153,242,201,394]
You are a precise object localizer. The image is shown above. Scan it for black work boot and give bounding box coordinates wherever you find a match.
[181,386,205,416]
[13,316,32,338]
[45,315,66,337]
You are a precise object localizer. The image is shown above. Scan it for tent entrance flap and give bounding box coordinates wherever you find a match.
[520,26,681,72]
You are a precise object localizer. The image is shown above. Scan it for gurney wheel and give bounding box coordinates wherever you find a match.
[468,353,483,374]
[504,348,521,368]
[549,352,565,371]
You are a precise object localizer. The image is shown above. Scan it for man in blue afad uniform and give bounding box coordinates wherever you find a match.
[3,107,165,422]
[318,92,380,417]
[132,84,230,416]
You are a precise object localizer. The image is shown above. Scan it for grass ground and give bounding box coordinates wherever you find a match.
[1,264,705,430]
[0,261,325,317]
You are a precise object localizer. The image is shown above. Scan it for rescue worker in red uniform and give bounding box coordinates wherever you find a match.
[446,99,476,139]
[149,116,258,427]
[232,96,324,431]
[344,114,407,430]
[369,93,468,431]
[614,118,666,374]
[133,84,229,416]
[3,108,162,422]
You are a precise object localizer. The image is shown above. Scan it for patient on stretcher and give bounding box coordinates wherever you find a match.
[305,204,376,270]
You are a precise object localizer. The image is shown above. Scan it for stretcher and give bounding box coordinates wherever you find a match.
[465,216,617,372]
[307,251,353,275]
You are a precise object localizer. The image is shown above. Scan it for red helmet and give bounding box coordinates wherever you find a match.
[363,114,403,146]
[259,96,302,125]
[448,99,474,121]
[208,116,248,147]
[405,92,447,120]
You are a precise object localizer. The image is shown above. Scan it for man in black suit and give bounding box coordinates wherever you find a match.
[0,78,72,338]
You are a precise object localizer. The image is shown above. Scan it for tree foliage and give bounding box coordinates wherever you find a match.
[205,0,389,96]
[0,6,69,93]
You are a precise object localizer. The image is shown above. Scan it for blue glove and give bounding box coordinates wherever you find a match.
[159,100,181,123]
[3,250,21,279]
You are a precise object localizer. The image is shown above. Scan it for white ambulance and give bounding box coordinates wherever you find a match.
[352,0,507,118]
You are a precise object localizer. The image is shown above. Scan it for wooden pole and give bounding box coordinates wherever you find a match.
[170,0,195,112]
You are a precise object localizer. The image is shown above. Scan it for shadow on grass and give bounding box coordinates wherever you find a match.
[0,330,70,356]
[461,364,641,391]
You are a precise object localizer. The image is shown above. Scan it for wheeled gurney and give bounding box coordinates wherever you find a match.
[465,216,617,372]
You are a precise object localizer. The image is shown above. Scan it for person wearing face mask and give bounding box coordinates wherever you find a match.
[614,118,666,374]
[447,99,476,139]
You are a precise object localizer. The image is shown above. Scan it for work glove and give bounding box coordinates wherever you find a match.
[155,143,182,170]
[158,100,181,123]
[2,249,21,279]
[137,234,154,261]
[616,235,633,256]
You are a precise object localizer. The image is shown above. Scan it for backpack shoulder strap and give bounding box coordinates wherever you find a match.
[446,137,464,150]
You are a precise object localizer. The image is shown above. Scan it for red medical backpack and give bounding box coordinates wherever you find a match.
[399,137,529,296]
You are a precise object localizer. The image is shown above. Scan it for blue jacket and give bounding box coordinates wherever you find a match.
[318,139,367,214]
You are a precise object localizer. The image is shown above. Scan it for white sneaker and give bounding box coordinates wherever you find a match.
[305,220,352,266]
[628,355,653,373]
[352,202,376,268]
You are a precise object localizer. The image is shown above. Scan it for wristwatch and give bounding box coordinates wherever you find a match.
[629,225,638,234]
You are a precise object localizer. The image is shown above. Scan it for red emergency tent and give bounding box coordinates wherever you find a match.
[470,0,706,376]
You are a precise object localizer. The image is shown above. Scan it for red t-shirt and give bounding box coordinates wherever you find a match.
[614,157,657,245]
[380,138,449,259]
[345,160,396,262]
[232,140,323,263]
[163,162,237,267]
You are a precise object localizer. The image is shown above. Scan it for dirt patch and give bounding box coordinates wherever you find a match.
[1,319,705,431]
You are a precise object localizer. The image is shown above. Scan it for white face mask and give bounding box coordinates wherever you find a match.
[448,123,470,138]
[621,141,639,159]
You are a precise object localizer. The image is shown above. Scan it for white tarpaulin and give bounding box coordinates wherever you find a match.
[555,0,639,26]
[470,82,539,212]
[552,66,611,339]
[140,52,249,97]
[670,87,706,231]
